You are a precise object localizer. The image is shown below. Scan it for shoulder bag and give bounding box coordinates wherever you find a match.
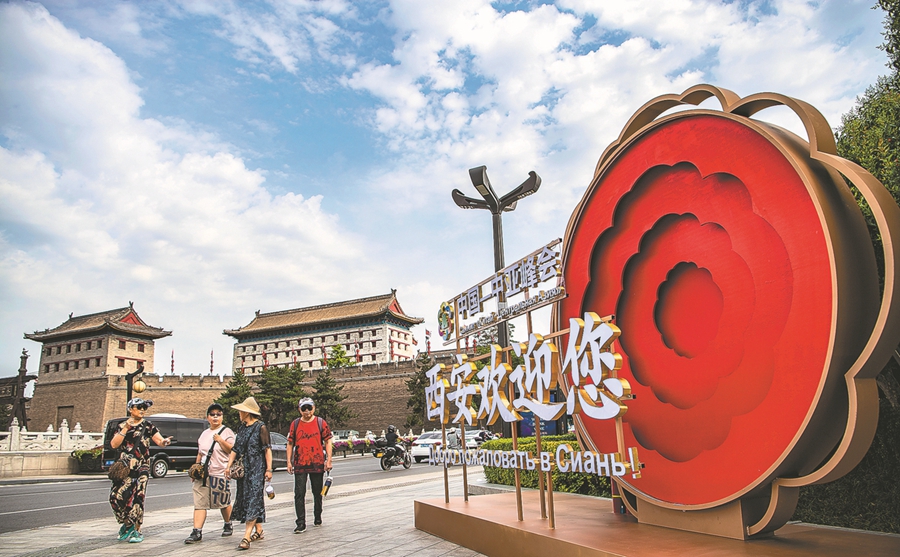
[190,426,225,486]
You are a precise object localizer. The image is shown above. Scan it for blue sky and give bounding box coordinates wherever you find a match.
[0,0,889,378]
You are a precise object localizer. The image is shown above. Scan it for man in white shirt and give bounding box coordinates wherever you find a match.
[184,403,236,544]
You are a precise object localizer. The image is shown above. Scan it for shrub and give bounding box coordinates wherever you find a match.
[71,446,102,461]
[481,435,610,498]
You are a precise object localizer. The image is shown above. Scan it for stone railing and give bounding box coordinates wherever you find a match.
[0,419,104,452]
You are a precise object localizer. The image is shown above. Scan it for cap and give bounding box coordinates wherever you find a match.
[127,398,153,410]
[298,397,315,409]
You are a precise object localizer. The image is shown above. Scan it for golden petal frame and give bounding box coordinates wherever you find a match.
[557,84,900,538]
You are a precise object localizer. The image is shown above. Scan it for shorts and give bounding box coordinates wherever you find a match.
[192,476,232,510]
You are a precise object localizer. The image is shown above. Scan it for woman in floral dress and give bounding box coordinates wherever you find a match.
[109,398,172,543]
[225,396,273,550]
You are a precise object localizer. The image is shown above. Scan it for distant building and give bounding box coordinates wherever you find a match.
[224,290,424,375]
[23,303,171,431]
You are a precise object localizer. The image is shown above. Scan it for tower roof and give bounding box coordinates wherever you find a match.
[24,303,172,342]
[224,290,423,339]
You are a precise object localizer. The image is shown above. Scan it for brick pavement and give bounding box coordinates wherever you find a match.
[0,468,485,557]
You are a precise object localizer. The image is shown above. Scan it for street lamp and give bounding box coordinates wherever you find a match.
[125,362,145,407]
[451,165,541,349]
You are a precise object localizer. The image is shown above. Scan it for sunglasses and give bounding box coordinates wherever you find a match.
[135,404,149,411]
[209,413,223,417]
[300,405,314,411]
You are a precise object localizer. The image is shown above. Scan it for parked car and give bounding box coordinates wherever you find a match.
[102,414,207,478]
[332,429,359,441]
[269,432,288,471]
[466,429,483,449]
[410,431,442,463]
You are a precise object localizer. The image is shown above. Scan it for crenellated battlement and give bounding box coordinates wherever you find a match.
[106,372,229,390]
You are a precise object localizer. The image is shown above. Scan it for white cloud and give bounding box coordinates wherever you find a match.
[0,0,889,376]
[0,2,378,374]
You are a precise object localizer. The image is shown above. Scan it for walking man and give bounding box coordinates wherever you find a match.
[287,397,333,533]
[185,403,235,543]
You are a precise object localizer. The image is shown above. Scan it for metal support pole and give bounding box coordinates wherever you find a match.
[534,416,546,519]
[442,423,449,503]
[508,357,523,522]
[524,294,547,519]
[547,465,556,529]
[460,422,469,502]
[125,363,144,409]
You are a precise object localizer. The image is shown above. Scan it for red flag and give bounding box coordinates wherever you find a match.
[425,329,431,337]
[356,345,360,362]
[323,346,328,366]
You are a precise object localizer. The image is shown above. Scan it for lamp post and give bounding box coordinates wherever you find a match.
[125,362,145,407]
[451,165,541,349]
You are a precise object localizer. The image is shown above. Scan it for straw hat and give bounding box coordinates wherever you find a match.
[231,396,261,416]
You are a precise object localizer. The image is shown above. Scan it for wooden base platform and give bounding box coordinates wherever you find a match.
[415,491,900,557]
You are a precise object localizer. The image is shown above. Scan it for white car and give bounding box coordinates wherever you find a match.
[410,430,484,463]
[410,431,443,463]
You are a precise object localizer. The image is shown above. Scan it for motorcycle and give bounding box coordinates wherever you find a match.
[373,438,411,470]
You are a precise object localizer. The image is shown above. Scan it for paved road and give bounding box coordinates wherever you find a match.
[0,454,438,534]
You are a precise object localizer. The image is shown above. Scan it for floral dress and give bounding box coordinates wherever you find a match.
[232,420,270,524]
[109,420,159,528]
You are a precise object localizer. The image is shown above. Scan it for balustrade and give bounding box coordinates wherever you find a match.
[0,419,104,452]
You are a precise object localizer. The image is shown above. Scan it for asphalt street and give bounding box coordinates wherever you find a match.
[0,454,439,534]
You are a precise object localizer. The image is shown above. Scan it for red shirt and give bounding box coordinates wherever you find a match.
[288,417,332,473]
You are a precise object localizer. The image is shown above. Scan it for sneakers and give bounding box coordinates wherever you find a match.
[293,524,307,534]
[128,530,144,543]
[117,525,132,541]
[314,519,322,526]
[222,522,234,537]
[184,529,202,544]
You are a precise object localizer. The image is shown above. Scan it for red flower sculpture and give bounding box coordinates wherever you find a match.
[559,85,900,524]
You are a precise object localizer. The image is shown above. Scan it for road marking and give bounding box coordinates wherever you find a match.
[0,492,190,516]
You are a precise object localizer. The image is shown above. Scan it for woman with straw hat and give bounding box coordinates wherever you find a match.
[224,396,273,550]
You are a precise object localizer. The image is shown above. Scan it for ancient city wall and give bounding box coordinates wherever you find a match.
[28,355,455,435]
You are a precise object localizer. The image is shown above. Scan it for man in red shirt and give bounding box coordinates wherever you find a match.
[287,397,333,533]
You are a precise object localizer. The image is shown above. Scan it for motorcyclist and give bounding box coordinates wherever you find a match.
[385,425,405,459]
[447,427,462,452]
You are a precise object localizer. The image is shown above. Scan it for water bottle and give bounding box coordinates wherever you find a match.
[265,481,275,499]
[321,472,333,497]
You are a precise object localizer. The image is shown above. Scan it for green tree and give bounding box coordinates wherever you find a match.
[792,2,900,533]
[834,2,900,406]
[326,343,356,369]
[255,363,307,434]
[310,367,355,427]
[405,352,432,429]
[877,0,900,72]
[214,369,253,430]
[473,323,523,369]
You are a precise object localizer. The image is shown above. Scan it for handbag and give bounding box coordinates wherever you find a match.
[107,459,130,482]
[188,463,207,482]
[229,456,245,479]
[190,427,226,485]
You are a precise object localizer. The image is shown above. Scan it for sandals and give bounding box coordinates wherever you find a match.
[238,538,251,550]
[250,529,264,541]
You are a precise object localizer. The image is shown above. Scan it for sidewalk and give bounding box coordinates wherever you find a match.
[0,468,485,557]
